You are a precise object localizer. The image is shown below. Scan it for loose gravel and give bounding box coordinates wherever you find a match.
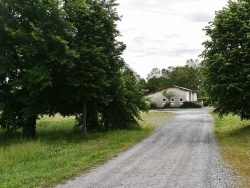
[56,108,239,188]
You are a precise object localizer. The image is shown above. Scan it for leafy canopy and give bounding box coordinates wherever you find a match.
[0,0,148,138]
[201,0,250,119]
[145,59,201,92]
[0,0,76,136]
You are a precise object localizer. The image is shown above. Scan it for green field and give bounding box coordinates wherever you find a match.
[212,112,250,187]
[0,112,173,188]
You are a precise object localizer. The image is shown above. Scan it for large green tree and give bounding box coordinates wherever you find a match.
[60,0,129,136]
[201,0,250,118]
[0,0,76,138]
[0,0,148,138]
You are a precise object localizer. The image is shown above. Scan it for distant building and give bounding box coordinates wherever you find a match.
[145,85,198,108]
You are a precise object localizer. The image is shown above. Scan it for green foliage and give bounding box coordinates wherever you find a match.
[0,0,147,137]
[57,0,125,137]
[146,76,167,92]
[162,102,170,109]
[0,0,76,138]
[146,68,161,80]
[145,59,201,92]
[162,90,175,101]
[56,0,147,132]
[198,97,209,107]
[180,101,202,108]
[201,0,250,119]
[148,101,157,109]
[102,66,148,130]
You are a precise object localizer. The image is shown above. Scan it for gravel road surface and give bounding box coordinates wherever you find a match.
[56,108,238,188]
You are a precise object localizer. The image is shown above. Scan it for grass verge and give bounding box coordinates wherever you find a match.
[212,112,250,187]
[0,112,173,188]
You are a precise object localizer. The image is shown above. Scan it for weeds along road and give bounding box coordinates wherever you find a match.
[56,108,238,188]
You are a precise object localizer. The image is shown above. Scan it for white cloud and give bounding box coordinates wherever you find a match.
[116,0,228,78]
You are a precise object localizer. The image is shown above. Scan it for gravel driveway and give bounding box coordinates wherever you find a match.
[56,108,238,188]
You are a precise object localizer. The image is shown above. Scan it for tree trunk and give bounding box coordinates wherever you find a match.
[86,103,99,130]
[82,101,87,139]
[24,115,37,139]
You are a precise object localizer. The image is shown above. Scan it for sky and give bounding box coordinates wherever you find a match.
[116,0,228,79]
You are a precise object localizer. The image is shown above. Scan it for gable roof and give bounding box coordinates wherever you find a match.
[145,85,196,95]
[169,85,195,92]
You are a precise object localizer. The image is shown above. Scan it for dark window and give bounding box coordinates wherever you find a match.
[163,99,166,102]
[180,99,183,102]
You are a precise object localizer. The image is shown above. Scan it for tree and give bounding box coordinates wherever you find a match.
[146,76,167,92]
[144,60,201,93]
[201,0,250,118]
[167,61,200,91]
[185,59,201,91]
[162,90,175,107]
[53,0,147,134]
[0,0,148,138]
[146,68,161,80]
[0,0,76,138]
[145,67,171,92]
[60,0,127,137]
[102,65,148,130]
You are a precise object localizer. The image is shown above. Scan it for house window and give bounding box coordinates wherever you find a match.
[179,98,183,102]
[171,98,175,102]
[163,99,166,102]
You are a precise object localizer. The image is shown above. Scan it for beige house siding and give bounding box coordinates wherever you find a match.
[146,91,166,108]
[186,91,197,102]
[145,85,198,108]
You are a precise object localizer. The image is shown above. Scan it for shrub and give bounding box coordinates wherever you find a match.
[198,97,209,107]
[180,101,202,108]
[149,102,157,109]
[162,102,170,109]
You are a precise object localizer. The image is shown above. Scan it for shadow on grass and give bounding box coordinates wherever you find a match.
[0,120,139,147]
[228,124,250,137]
[0,131,23,146]
[0,123,110,147]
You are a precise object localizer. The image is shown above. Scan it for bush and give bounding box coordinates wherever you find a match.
[180,101,202,108]
[162,102,170,109]
[198,97,209,107]
[149,102,157,109]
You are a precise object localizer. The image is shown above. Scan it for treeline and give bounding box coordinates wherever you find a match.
[139,59,201,93]
[0,0,147,138]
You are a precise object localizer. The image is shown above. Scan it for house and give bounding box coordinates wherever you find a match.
[145,85,198,108]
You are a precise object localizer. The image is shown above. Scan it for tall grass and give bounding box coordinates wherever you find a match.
[0,112,173,188]
[212,112,250,187]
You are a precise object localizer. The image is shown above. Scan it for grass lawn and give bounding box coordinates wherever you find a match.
[212,112,250,187]
[0,112,173,188]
